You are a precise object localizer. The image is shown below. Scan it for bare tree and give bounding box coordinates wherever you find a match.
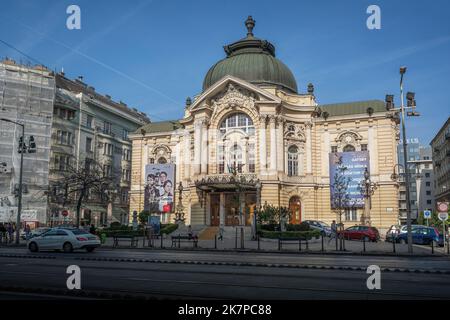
[52,157,119,227]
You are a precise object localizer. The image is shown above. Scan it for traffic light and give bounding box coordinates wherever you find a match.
[406,92,416,108]
[385,94,394,110]
[28,136,36,153]
[18,136,25,153]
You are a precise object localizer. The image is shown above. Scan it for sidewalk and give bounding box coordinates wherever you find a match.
[101,235,449,257]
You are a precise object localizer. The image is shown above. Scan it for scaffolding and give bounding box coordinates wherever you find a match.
[0,59,55,225]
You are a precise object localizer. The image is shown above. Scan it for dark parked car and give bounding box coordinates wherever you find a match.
[339,225,380,242]
[303,220,332,236]
[394,226,443,246]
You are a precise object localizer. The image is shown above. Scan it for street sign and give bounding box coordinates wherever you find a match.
[438,212,448,222]
[424,210,432,219]
[61,210,68,217]
[437,202,449,213]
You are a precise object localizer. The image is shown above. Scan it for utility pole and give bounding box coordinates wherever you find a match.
[389,66,419,254]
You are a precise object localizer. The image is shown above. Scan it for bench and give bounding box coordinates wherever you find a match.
[112,235,139,248]
[278,237,309,251]
[171,234,198,248]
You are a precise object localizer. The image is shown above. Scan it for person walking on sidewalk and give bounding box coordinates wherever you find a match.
[328,220,337,244]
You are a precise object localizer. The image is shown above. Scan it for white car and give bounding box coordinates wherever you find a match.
[27,227,101,253]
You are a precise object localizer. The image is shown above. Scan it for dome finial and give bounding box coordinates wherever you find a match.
[245,16,255,38]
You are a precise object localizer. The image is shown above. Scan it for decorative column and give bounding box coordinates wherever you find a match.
[193,119,202,175]
[306,121,313,174]
[259,115,267,175]
[201,119,209,174]
[219,192,225,226]
[277,117,284,173]
[242,137,248,173]
[183,130,191,180]
[269,115,277,174]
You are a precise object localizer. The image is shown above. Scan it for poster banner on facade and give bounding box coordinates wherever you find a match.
[329,151,370,208]
[144,164,175,213]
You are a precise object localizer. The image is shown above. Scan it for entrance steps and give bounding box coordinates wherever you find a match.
[198,227,219,240]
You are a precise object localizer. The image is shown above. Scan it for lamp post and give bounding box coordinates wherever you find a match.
[386,66,420,253]
[359,168,378,226]
[0,118,36,244]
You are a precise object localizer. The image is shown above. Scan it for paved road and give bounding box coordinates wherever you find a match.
[1,248,450,299]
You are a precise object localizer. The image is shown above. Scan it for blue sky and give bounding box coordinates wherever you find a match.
[1,0,449,144]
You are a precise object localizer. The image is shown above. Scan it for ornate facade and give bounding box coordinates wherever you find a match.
[129,17,400,232]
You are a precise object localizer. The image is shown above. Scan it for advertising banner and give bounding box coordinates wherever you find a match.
[144,164,175,213]
[329,151,370,208]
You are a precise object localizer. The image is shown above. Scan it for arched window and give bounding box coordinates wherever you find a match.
[219,113,254,136]
[229,143,243,173]
[343,144,356,152]
[287,145,299,176]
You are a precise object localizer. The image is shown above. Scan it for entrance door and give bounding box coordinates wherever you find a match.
[210,194,220,226]
[289,196,301,224]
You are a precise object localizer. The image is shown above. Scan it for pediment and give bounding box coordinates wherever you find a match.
[189,75,281,113]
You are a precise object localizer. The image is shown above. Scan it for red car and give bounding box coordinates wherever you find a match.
[339,225,380,242]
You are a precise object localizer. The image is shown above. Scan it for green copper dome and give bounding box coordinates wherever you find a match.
[203,16,298,93]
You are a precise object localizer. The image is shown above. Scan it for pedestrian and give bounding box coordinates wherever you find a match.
[328,220,337,244]
[25,224,31,241]
[0,223,5,244]
[6,223,13,243]
[89,224,96,235]
[187,225,193,238]
[218,226,224,241]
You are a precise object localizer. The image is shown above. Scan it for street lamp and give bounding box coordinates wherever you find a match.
[0,118,36,244]
[386,66,420,254]
[359,168,378,226]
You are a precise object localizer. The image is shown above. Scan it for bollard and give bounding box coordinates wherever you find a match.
[214,234,217,249]
[321,234,324,252]
[160,233,163,248]
[431,238,434,254]
[278,238,281,251]
[363,236,366,252]
[257,234,260,251]
[392,238,396,253]
[235,228,238,249]
[306,238,309,251]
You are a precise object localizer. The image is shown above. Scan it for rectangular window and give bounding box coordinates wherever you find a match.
[425,173,430,178]
[361,144,368,151]
[122,129,129,140]
[103,122,112,134]
[426,182,431,187]
[86,115,93,128]
[86,137,92,152]
[426,190,431,196]
[331,146,338,153]
[344,208,357,221]
[427,200,432,205]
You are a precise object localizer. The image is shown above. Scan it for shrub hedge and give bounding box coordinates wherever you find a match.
[99,224,178,237]
[258,229,321,240]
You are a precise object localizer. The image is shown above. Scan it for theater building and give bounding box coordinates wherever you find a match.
[129,17,400,231]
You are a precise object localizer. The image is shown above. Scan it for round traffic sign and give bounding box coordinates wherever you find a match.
[424,210,432,219]
[438,212,448,222]
[61,210,68,217]
[437,202,449,212]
